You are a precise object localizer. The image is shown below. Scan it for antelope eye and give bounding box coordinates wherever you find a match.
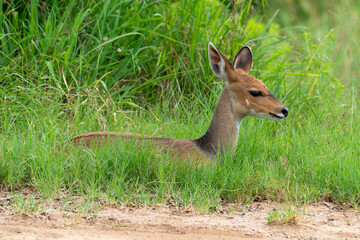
[249,90,263,97]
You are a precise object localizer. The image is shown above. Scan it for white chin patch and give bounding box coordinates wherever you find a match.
[275,113,285,118]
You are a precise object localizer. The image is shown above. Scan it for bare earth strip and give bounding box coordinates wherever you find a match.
[1,200,360,240]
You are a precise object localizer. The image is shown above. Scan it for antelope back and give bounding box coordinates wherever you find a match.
[70,132,210,164]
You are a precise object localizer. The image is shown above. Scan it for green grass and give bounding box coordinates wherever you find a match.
[267,204,303,225]
[1,0,360,212]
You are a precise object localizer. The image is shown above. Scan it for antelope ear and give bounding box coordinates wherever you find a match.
[208,42,227,80]
[233,46,253,74]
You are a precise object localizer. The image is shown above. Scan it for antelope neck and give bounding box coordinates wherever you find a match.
[194,87,244,156]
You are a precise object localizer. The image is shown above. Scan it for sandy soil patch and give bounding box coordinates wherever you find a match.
[1,199,360,240]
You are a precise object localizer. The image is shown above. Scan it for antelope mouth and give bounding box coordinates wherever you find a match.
[270,112,286,119]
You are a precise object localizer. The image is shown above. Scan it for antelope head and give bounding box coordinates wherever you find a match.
[208,42,289,121]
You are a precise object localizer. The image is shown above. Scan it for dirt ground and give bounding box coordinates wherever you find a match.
[1,193,360,240]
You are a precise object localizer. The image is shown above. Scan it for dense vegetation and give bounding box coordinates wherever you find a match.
[1,0,359,211]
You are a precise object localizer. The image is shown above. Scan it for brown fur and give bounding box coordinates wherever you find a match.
[70,132,211,164]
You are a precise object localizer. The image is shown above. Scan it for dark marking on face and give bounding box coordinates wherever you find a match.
[267,90,279,101]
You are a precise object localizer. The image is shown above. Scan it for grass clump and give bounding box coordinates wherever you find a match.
[267,204,303,225]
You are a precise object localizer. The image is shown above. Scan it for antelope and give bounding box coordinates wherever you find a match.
[71,43,289,163]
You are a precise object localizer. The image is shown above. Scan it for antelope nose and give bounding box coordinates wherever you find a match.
[281,107,289,117]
